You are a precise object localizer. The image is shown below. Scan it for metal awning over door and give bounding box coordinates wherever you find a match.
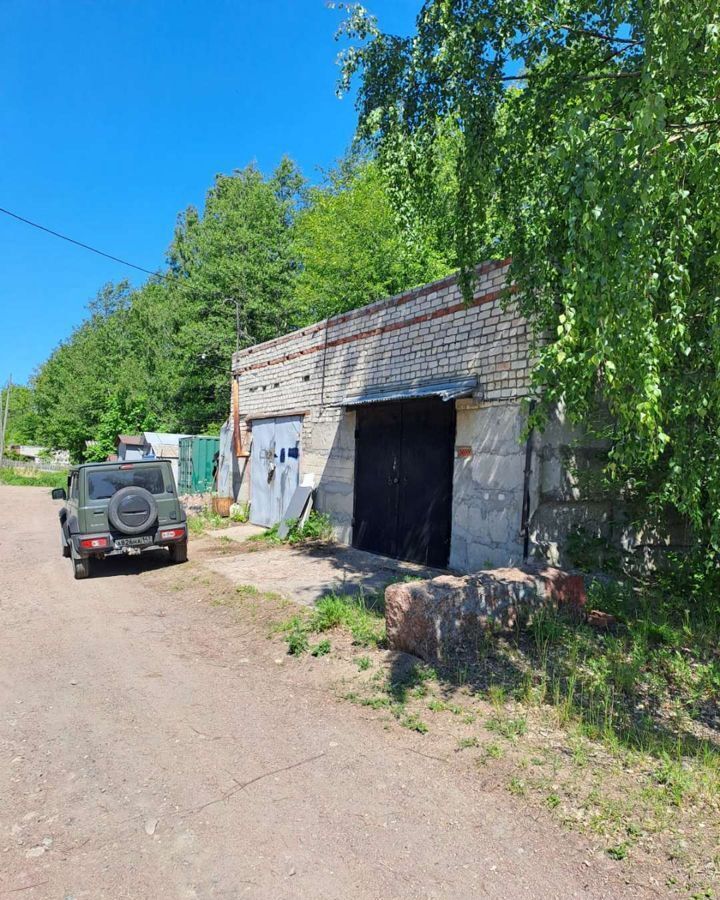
[343,375,476,408]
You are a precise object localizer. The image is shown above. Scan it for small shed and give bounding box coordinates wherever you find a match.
[9,445,44,463]
[116,434,144,461]
[141,432,191,485]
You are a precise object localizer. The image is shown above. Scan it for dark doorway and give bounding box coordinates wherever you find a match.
[352,397,455,568]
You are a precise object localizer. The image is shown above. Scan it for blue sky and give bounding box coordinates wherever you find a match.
[0,0,420,385]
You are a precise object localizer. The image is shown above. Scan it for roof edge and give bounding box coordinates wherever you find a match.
[232,257,511,371]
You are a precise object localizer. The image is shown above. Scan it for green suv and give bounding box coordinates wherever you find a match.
[52,460,188,579]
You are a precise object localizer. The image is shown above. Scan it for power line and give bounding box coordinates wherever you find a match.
[0,205,160,276]
[0,204,248,351]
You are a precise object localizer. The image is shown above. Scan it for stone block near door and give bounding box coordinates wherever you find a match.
[385,565,586,662]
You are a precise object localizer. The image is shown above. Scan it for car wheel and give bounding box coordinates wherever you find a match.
[168,539,188,564]
[72,554,91,580]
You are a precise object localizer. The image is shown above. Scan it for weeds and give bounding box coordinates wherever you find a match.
[606,842,629,861]
[230,502,250,523]
[483,743,504,760]
[311,639,331,657]
[249,511,334,546]
[284,618,309,656]
[310,593,386,646]
[187,507,227,535]
[518,581,720,768]
[400,712,429,734]
[278,591,386,656]
[487,713,528,741]
[508,777,526,797]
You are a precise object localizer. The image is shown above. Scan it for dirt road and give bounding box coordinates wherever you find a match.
[0,487,656,899]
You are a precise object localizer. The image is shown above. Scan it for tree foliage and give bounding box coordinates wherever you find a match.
[294,155,453,320]
[27,153,449,460]
[339,0,720,547]
[32,282,149,461]
[0,384,39,448]
[159,159,305,431]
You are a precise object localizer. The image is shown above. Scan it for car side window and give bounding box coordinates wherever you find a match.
[69,473,78,500]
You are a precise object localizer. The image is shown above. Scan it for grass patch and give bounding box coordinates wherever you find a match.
[210,583,288,621]
[311,639,332,657]
[483,743,505,761]
[399,712,429,734]
[277,591,386,655]
[187,507,229,535]
[508,777,526,797]
[286,621,310,656]
[513,580,720,779]
[0,466,67,488]
[249,511,334,546]
[487,713,528,741]
[229,502,250,523]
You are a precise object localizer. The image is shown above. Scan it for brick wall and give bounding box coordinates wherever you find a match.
[232,259,529,413]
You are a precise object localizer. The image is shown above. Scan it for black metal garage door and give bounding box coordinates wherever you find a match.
[352,397,455,568]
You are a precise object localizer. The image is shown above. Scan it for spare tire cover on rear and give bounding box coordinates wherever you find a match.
[107,486,158,535]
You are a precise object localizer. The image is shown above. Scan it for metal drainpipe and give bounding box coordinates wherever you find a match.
[320,316,330,407]
[521,400,537,561]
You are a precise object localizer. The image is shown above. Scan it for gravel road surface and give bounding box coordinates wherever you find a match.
[0,487,659,899]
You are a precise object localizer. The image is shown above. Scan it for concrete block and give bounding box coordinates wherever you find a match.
[385,566,586,661]
[465,541,523,570]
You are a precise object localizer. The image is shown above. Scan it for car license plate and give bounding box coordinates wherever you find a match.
[115,535,153,549]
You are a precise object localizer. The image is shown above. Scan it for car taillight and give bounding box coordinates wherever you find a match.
[159,528,184,540]
[80,537,110,550]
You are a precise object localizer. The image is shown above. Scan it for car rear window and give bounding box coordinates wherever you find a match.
[87,468,166,500]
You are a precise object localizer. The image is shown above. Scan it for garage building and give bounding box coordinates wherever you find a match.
[230,259,609,571]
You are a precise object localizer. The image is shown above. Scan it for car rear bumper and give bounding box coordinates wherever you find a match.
[71,524,187,557]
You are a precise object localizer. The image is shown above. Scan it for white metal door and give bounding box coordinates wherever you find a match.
[272,416,302,525]
[249,416,301,527]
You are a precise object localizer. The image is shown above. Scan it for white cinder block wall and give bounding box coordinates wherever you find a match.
[230,259,553,569]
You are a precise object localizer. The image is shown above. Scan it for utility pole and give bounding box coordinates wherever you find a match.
[0,375,12,468]
[224,297,241,353]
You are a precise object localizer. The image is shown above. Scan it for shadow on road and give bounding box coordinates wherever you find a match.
[75,549,181,579]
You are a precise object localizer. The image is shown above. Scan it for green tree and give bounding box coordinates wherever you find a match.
[33,282,138,460]
[340,1,720,550]
[31,161,306,451]
[162,159,305,430]
[294,155,453,320]
[0,384,40,447]
[84,393,156,462]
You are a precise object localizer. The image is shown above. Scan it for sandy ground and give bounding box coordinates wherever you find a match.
[0,486,661,899]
